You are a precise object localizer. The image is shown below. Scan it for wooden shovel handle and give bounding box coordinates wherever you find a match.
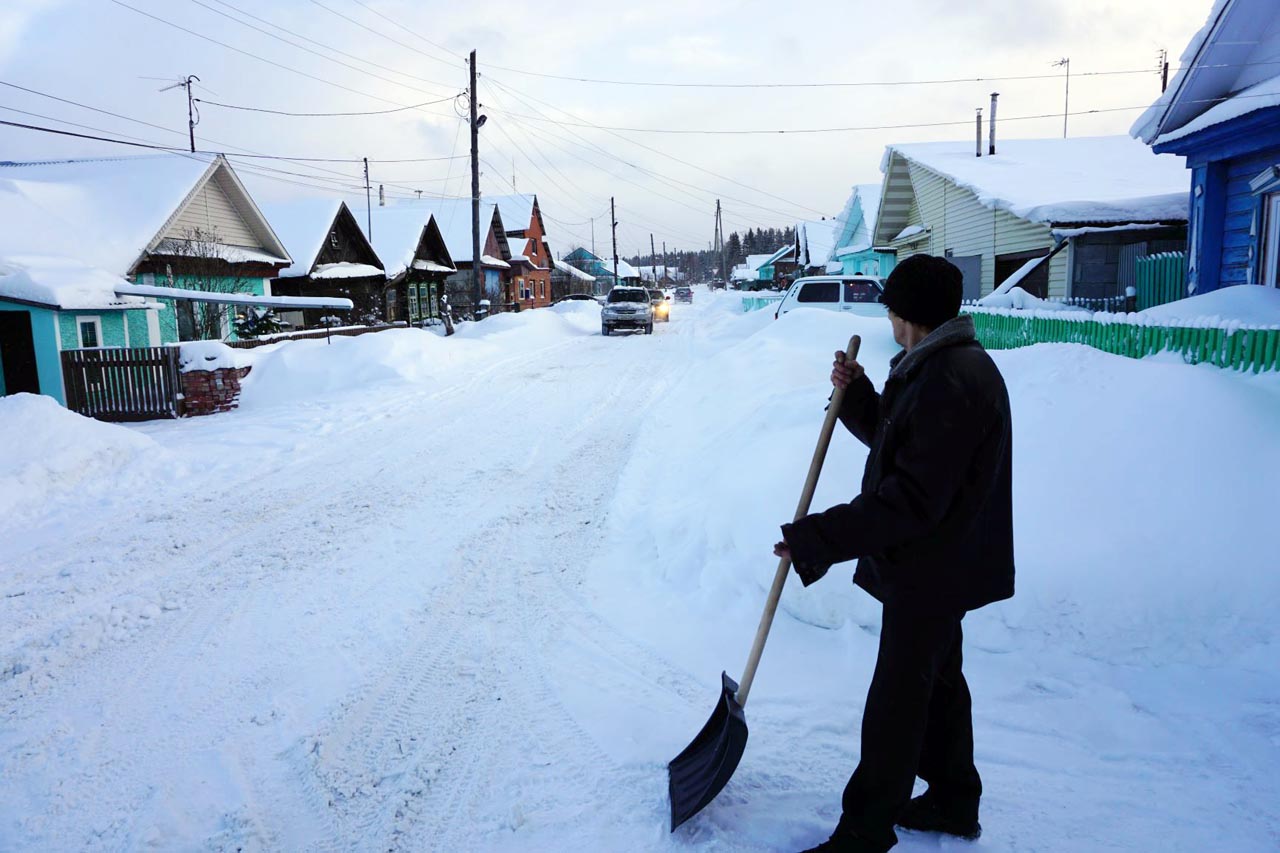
[736,334,862,707]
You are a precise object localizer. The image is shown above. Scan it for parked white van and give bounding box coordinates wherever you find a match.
[774,276,886,320]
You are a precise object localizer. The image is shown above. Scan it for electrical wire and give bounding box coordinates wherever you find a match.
[307,0,462,70]
[195,95,458,117]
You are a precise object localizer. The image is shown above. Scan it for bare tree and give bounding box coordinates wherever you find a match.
[163,227,259,341]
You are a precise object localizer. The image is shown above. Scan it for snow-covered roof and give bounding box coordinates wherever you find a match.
[0,255,154,311]
[881,137,1190,225]
[798,219,839,267]
[312,262,384,280]
[371,199,501,272]
[1132,0,1280,146]
[744,253,773,271]
[554,258,595,281]
[0,154,289,274]
[258,197,349,278]
[487,193,536,235]
[832,183,883,256]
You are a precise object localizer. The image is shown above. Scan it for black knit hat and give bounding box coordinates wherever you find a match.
[879,254,963,330]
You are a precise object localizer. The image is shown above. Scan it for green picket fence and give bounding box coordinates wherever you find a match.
[742,295,784,313]
[1134,252,1186,311]
[967,310,1280,373]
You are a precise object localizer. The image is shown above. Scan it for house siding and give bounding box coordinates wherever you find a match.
[165,175,259,247]
[126,309,153,347]
[894,163,1060,296]
[1219,145,1280,288]
[58,311,128,349]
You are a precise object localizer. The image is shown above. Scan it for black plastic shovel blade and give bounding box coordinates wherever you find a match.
[667,671,748,831]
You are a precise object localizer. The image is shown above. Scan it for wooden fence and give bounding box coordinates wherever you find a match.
[1135,252,1187,311]
[61,346,183,421]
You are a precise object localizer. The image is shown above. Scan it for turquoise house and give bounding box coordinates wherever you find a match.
[0,257,159,404]
[0,153,291,344]
[831,183,896,277]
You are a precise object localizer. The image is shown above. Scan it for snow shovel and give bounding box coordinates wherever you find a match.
[668,333,862,831]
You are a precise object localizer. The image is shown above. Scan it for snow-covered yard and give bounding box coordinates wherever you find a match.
[1,291,1277,851]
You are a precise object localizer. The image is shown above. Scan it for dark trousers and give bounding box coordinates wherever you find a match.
[839,600,982,849]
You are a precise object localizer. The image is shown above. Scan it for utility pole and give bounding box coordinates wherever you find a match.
[160,75,200,152]
[1053,57,1070,138]
[591,218,595,256]
[610,196,619,289]
[650,233,657,285]
[715,200,727,285]
[662,241,668,284]
[363,157,372,239]
[1159,49,1169,92]
[470,49,482,313]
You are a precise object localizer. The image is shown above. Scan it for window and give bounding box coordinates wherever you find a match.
[1263,192,1280,288]
[843,280,880,303]
[329,230,339,249]
[797,281,839,303]
[77,317,101,348]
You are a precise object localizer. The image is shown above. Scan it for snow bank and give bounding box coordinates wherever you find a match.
[0,394,163,528]
[1139,283,1280,327]
[977,286,1085,311]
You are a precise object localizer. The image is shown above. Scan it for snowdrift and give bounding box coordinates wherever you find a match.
[0,393,164,529]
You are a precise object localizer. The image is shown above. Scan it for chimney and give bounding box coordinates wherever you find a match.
[975,108,983,157]
[989,92,999,155]
[378,184,385,206]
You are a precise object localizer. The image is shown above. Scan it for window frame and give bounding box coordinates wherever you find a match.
[77,315,103,349]
[796,280,840,304]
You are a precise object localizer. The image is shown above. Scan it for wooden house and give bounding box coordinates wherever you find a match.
[560,248,642,296]
[368,205,456,325]
[263,198,385,328]
[831,184,896,277]
[873,137,1189,301]
[1133,0,1280,294]
[551,258,596,300]
[0,153,291,341]
[491,194,553,310]
[0,257,159,404]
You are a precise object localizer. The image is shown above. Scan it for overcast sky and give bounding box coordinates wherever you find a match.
[0,0,1212,255]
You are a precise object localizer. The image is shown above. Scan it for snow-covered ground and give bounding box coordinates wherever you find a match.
[2,291,1277,851]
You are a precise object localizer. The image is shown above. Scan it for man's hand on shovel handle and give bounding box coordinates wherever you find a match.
[773,541,790,559]
[832,350,865,390]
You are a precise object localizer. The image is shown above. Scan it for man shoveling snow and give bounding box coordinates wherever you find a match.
[776,255,1016,853]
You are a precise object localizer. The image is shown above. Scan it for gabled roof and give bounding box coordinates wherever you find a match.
[261,197,381,278]
[0,153,289,275]
[832,183,883,255]
[369,198,507,275]
[554,258,594,281]
[876,137,1188,242]
[1132,0,1280,145]
[487,193,537,236]
[559,248,639,278]
[744,253,773,271]
[797,219,840,267]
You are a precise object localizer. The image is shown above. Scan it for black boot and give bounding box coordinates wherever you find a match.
[797,826,892,853]
[895,790,981,840]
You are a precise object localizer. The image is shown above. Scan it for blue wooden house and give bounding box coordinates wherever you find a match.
[831,184,896,278]
[1133,0,1280,293]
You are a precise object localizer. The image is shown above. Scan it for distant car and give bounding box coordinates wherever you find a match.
[648,289,670,323]
[602,286,654,335]
[774,276,885,319]
[674,287,693,304]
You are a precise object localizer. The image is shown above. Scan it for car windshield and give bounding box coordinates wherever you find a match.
[608,289,648,304]
[676,288,691,295]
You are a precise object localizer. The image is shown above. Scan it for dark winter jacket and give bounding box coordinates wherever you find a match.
[781,315,1014,612]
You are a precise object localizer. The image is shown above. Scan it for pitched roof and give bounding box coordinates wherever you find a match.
[258,197,349,278]
[832,183,883,255]
[879,136,1189,230]
[798,218,840,267]
[368,198,505,276]
[1131,0,1280,145]
[487,193,536,235]
[0,154,289,274]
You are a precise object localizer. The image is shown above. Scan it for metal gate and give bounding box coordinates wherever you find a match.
[60,346,182,421]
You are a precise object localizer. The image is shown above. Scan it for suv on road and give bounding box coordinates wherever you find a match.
[648,289,670,323]
[674,287,693,304]
[602,286,654,335]
[774,276,885,319]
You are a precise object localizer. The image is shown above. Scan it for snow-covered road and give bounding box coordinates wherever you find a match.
[2,292,1278,851]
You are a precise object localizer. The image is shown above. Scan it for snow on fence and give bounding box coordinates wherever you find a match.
[741,294,784,313]
[1135,252,1187,311]
[966,308,1280,373]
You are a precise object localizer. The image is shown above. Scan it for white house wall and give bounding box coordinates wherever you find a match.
[892,162,1065,298]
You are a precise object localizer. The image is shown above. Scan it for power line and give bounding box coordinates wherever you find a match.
[186,0,455,100]
[106,0,453,115]
[203,0,456,91]
[0,116,470,164]
[307,0,462,70]
[195,95,458,117]
[347,0,466,60]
